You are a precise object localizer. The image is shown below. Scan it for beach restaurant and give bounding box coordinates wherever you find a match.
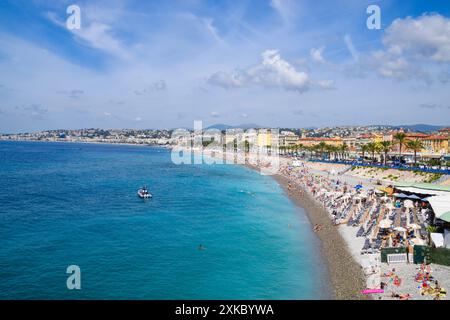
[394,183,450,249]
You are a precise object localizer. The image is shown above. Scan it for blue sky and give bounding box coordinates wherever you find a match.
[0,0,450,132]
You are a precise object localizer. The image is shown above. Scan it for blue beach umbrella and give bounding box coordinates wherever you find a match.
[354,184,363,190]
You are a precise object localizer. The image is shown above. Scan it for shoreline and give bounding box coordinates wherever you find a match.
[244,163,368,300]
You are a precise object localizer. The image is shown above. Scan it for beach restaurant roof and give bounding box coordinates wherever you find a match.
[427,195,450,223]
[394,183,450,197]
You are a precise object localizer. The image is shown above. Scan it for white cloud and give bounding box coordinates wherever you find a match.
[270,0,296,24]
[344,34,359,62]
[203,18,223,43]
[207,49,310,92]
[358,14,450,82]
[371,51,411,79]
[316,79,335,90]
[73,22,130,59]
[383,14,450,62]
[45,12,130,59]
[207,71,244,89]
[310,46,326,63]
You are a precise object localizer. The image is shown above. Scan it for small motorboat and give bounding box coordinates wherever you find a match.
[137,186,152,199]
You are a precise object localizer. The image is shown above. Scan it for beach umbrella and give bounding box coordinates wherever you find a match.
[381,195,390,202]
[379,219,393,229]
[394,226,407,232]
[354,184,363,190]
[385,203,395,210]
[404,200,414,208]
[407,223,421,230]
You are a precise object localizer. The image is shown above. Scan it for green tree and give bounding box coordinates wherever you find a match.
[406,139,423,165]
[379,141,392,165]
[361,144,369,163]
[326,145,338,160]
[367,142,377,162]
[317,142,328,159]
[394,132,407,158]
[339,143,349,161]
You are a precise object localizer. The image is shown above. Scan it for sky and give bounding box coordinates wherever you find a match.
[0,0,450,132]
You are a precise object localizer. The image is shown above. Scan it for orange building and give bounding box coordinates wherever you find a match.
[386,131,429,153]
[439,128,450,153]
[422,135,449,155]
[298,137,343,147]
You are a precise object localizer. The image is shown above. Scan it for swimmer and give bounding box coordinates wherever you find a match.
[198,244,206,251]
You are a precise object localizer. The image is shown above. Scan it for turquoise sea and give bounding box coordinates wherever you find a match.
[0,141,330,299]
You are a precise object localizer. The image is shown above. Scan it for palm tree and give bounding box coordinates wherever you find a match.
[325,144,333,160]
[361,144,369,163]
[406,139,423,165]
[303,145,311,159]
[379,141,392,165]
[244,140,250,153]
[297,143,304,157]
[367,142,377,163]
[339,143,349,161]
[317,142,328,160]
[326,145,338,160]
[394,132,407,158]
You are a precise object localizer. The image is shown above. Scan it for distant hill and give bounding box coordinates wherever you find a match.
[392,124,448,132]
[206,123,264,130]
[205,124,234,130]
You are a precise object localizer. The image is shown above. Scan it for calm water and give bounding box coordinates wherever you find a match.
[0,141,329,299]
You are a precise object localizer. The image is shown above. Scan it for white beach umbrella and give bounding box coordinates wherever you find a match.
[381,195,390,202]
[379,219,393,229]
[407,223,421,230]
[404,200,414,208]
[385,203,395,210]
[394,226,407,232]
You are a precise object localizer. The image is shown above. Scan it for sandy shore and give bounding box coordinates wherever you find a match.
[244,163,368,300]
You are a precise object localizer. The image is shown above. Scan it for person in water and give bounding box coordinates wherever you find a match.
[198,244,206,251]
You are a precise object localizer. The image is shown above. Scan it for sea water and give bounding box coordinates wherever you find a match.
[0,141,330,299]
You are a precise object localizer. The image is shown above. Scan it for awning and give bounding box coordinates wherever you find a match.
[430,233,444,248]
[406,194,422,200]
[393,193,408,198]
[395,183,450,196]
[428,195,450,223]
[395,186,448,197]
